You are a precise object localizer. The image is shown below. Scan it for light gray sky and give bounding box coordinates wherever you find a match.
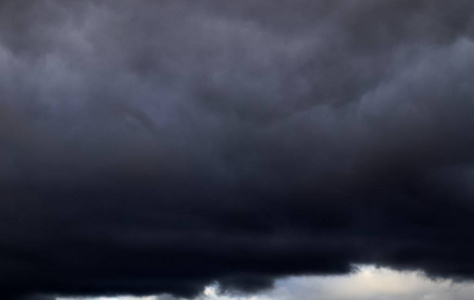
[57,266,474,300]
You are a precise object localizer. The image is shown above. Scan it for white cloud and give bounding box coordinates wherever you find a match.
[57,266,474,300]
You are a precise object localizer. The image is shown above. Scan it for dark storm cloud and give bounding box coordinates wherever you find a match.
[2,0,474,298]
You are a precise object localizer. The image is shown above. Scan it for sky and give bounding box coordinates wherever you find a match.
[2,0,474,299]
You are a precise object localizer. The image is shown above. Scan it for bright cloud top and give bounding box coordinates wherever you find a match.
[59,266,474,300]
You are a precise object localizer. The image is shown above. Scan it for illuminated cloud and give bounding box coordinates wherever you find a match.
[59,267,474,300]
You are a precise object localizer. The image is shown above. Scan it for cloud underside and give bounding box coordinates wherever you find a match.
[2,0,474,298]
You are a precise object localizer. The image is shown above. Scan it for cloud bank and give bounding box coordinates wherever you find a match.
[58,267,474,300]
[2,0,474,298]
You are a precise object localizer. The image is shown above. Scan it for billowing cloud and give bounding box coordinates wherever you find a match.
[2,0,474,299]
[208,267,474,300]
[57,267,474,300]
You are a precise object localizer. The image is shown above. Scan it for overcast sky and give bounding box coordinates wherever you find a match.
[2,1,474,299]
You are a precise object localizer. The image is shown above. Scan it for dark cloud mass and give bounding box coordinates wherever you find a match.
[2,0,474,298]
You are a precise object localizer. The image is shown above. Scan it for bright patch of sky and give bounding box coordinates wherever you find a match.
[57,266,474,300]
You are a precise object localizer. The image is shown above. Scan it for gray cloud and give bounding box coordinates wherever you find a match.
[2,0,474,298]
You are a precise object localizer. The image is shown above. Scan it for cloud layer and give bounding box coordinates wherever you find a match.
[58,267,474,300]
[2,0,474,298]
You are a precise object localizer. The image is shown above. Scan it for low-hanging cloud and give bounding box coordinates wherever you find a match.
[2,0,474,298]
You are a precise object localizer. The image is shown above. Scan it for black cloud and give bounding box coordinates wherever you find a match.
[2,0,474,298]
